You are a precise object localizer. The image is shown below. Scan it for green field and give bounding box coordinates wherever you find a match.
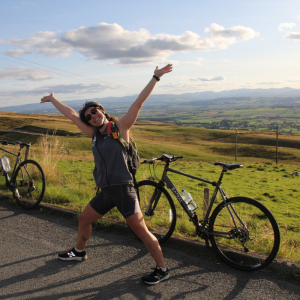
[0,111,300,264]
[137,97,300,134]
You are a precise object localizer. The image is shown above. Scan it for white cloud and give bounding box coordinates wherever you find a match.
[10,37,49,49]
[33,31,59,39]
[284,32,300,40]
[185,57,205,66]
[1,82,117,98]
[257,81,282,85]
[191,75,225,82]
[278,22,296,31]
[39,82,115,94]
[205,23,258,40]
[3,22,259,66]
[159,81,209,90]
[5,49,31,57]
[287,79,300,82]
[0,66,55,81]
[159,75,225,91]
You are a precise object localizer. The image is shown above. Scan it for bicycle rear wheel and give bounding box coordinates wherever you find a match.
[130,180,177,244]
[12,160,46,209]
[209,197,280,271]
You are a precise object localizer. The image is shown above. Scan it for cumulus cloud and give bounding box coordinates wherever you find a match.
[284,32,300,40]
[0,66,55,81]
[278,23,296,31]
[205,23,258,40]
[3,22,259,66]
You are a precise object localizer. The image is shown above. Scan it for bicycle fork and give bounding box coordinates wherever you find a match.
[211,182,251,251]
[145,182,164,217]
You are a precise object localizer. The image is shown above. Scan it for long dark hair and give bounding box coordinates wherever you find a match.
[105,112,118,123]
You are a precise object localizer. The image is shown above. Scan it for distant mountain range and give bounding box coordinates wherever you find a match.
[1,87,300,115]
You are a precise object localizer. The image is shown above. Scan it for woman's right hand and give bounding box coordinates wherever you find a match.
[40,91,55,103]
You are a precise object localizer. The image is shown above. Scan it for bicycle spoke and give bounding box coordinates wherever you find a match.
[209,197,280,271]
[128,180,176,244]
[12,160,45,209]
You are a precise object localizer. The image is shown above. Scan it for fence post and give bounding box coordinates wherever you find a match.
[25,144,31,161]
[203,188,210,220]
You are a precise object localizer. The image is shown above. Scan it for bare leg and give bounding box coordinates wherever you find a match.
[76,203,103,250]
[126,211,165,268]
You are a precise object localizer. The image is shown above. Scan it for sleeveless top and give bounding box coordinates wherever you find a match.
[92,127,133,188]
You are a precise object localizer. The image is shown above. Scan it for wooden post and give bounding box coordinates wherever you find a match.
[235,128,238,162]
[276,125,279,165]
[25,144,31,161]
[203,188,210,220]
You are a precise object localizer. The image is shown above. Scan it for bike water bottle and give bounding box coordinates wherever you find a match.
[2,156,11,172]
[182,189,198,211]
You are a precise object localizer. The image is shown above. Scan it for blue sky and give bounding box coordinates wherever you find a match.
[0,0,300,107]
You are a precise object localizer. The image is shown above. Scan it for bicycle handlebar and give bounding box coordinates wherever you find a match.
[142,154,183,164]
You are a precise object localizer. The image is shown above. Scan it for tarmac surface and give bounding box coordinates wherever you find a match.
[1,198,300,300]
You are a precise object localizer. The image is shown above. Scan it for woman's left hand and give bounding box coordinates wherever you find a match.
[154,64,173,78]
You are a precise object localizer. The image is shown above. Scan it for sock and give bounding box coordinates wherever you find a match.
[74,247,84,253]
[158,266,167,272]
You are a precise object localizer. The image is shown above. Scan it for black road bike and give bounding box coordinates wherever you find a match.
[133,154,280,271]
[0,140,45,209]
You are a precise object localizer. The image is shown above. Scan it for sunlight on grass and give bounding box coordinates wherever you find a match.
[1,119,300,263]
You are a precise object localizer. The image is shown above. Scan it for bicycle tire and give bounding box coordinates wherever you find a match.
[11,160,46,209]
[209,197,280,271]
[129,180,177,244]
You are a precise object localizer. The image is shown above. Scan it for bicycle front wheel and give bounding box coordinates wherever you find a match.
[209,197,280,271]
[133,180,177,244]
[12,160,46,209]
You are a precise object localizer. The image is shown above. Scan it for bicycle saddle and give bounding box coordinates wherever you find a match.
[16,141,31,147]
[214,162,243,170]
[0,140,15,145]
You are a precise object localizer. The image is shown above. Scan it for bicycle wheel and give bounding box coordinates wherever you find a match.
[11,160,46,209]
[209,197,280,271]
[130,180,177,244]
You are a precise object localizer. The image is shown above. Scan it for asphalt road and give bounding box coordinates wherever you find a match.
[1,199,300,300]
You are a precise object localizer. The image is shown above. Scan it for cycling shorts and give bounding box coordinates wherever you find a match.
[89,183,140,219]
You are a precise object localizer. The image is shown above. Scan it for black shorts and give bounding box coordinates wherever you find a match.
[89,183,140,218]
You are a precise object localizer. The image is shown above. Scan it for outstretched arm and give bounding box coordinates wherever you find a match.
[40,92,94,137]
[118,64,173,136]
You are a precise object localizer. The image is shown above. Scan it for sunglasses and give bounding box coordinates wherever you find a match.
[85,107,99,122]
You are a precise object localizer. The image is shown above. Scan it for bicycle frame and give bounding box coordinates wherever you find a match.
[141,156,280,271]
[152,159,240,238]
[0,145,23,185]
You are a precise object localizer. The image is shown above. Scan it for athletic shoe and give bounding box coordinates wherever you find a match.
[141,267,169,285]
[58,247,87,261]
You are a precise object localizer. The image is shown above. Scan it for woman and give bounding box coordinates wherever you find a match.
[40,64,173,285]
